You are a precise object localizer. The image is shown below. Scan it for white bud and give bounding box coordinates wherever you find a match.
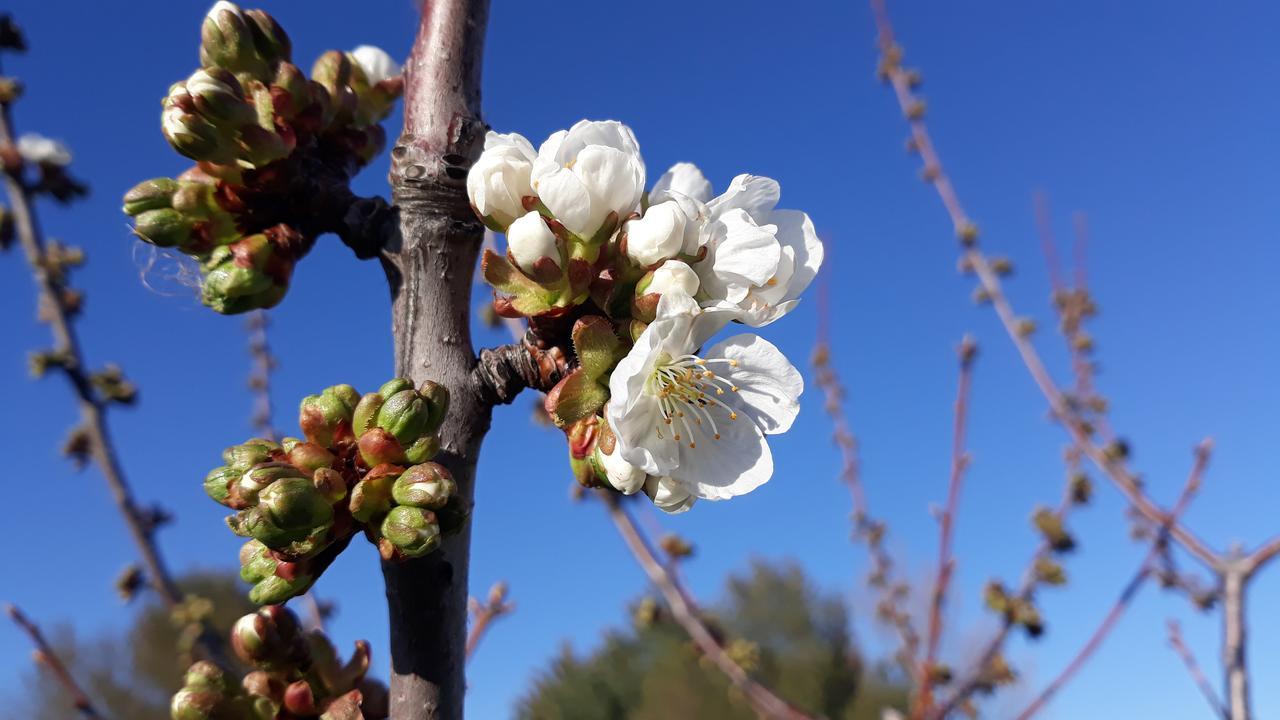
[624,200,686,267]
[350,45,401,85]
[506,211,560,275]
[467,132,537,231]
[207,1,239,19]
[16,134,72,167]
[643,260,700,298]
[644,476,696,514]
[598,444,645,495]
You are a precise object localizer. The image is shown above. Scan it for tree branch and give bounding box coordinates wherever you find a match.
[601,493,814,720]
[0,73,224,664]
[380,1,491,717]
[5,604,107,720]
[914,337,977,718]
[1167,619,1228,719]
[465,581,513,663]
[1013,440,1211,720]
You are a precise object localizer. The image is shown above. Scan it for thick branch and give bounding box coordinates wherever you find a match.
[0,84,224,663]
[602,493,813,720]
[1221,560,1250,720]
[380,1,491,718]
[6,604,107,720]
[472,342,567,406]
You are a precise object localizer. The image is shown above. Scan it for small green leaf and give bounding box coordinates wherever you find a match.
[572,316,621,380]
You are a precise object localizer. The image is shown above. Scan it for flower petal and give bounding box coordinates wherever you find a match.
[705,334,803,434]
[709,209,780,287]
[771,209,824,307]
[652,162,713,204]
[707,174,780,222]
[533,165,594,237]
[673,411,773,500]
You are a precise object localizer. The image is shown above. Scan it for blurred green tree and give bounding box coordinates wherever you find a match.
[519,560,908,720]
[14,571,255,720]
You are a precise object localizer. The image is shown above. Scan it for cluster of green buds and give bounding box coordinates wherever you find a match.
[123,2,403,314]
[204,379,465,605]
[171,604,388,720]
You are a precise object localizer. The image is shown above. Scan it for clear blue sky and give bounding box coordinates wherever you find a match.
[3,1,1279,718]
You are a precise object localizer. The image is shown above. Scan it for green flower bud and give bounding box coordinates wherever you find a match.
[377,389,431,446]
[253,476,333,540]
[184,661,229,693]
[270,62,310,118]
[391,462,455,509]
[234,462,303,508]
[223,439,280,472]
[357,427,406,467]
[299,384,359,447]
[162,103,234,164]
[380,506,440,559]
[285,441,335,475]
[203,465,238,506]
[244,9,291,65]
[349,464,399,524]
[230,606,303,666]
[419,380,450,435]
[201,2,272,81]
[248,572,311,606]
[283,679,318,715]
[350,391,384,438]
[200,233,293,314]
[238,539,277,584]
[185,68,256,128]
[241,670,284,703]
[132,208,193,249]
[170,687,222,720]
[122,177,178,215]
[312,467,347,504]
[402,434,441,465]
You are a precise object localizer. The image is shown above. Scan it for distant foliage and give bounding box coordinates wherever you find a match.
[518,560,908,720]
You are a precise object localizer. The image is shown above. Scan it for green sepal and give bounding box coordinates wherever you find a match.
[482,249,559,316]
[544,368,608,428]
[571,315,622,380]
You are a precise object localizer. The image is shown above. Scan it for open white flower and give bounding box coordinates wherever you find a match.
[467,131,537,231]
[531,120,644,241]
[350,45,401,85]
[17,134,72,167]
[648,164,824,327]
[606,294,802,501]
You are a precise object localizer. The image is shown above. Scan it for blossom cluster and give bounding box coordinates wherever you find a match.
[122,2,401,314]
[171,604,388,720]
[470,120,823,512]
[205,379,466,605]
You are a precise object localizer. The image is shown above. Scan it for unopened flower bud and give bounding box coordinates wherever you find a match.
[162,104,232,164]
[644,476,696,514]
[391,462,455,509]
[131,208,193,249]
[467,132,536,232]
[285,441,335,475]
[243,8,291,65]
[185,68,256,128]
[230,606,302,666]
[223,438,279,471]
[269,62,310,118]
[283,680,318,715]
[299,384,359,447]
[248,572,311,606]
[122,177,178,215]
[184,661,229,693]
[312,467,346,504]
[241,670,284,702]
[507,211,562,282]
[380,506,440,558]
[595,442,645,495]
[254,476,333,537]
[349,45,400,85]
[238,539,277,584]
[234,461,302,507]
[236,124,292,168]
[638,259,699,298]
[170,687,221,720]
[349,464,399,523]
[200,232,295,314]
[624,200,685,267]
[204,465,239,506]
[356,427,406,466]
[15,133,71,167]
[201,2,274,81]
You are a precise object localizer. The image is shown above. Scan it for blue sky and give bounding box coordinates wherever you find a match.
[3,1,1279,718]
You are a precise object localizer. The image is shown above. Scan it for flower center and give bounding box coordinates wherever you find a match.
[649,354,741,449]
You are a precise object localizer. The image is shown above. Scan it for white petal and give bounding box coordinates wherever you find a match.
[506,211,560,272]
[625,201,685,267]
[672,409,773,500]
[644,260,700,297]
[707,174,780,222]
[559,119,642,163]
[651,162,713,204]
[484,130,536,161]
[644,476,697,514]
[771,209,823,308]
[599,444,646,495]
[607,323,679,474]
[709,209,780,287]
[533,165,594,237]
[705,334,803,434]
[572,144,639,231]
[350,45,401,84]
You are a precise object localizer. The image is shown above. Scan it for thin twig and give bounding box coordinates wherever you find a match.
[813,274,920,675]
[5,604,107,719]
[245,310,279,441]
[914,337,977,718]
[0,76,224,663]
[602,493,813,720]
[465,581,514,663]
[869,0,1220,572]
[1014,440,1212,720]
[1167,619,1229,719]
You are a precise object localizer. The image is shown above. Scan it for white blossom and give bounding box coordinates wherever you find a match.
[16,134,72,167]
[649,164,824,327]
[623,200,685,267]
[350,45,401,85]
[506,211,560,276]
[606,293,802,501]
[467,131,537,231]
[642,260,700,298]
[644,475,697,514]
[530,120,644,241]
